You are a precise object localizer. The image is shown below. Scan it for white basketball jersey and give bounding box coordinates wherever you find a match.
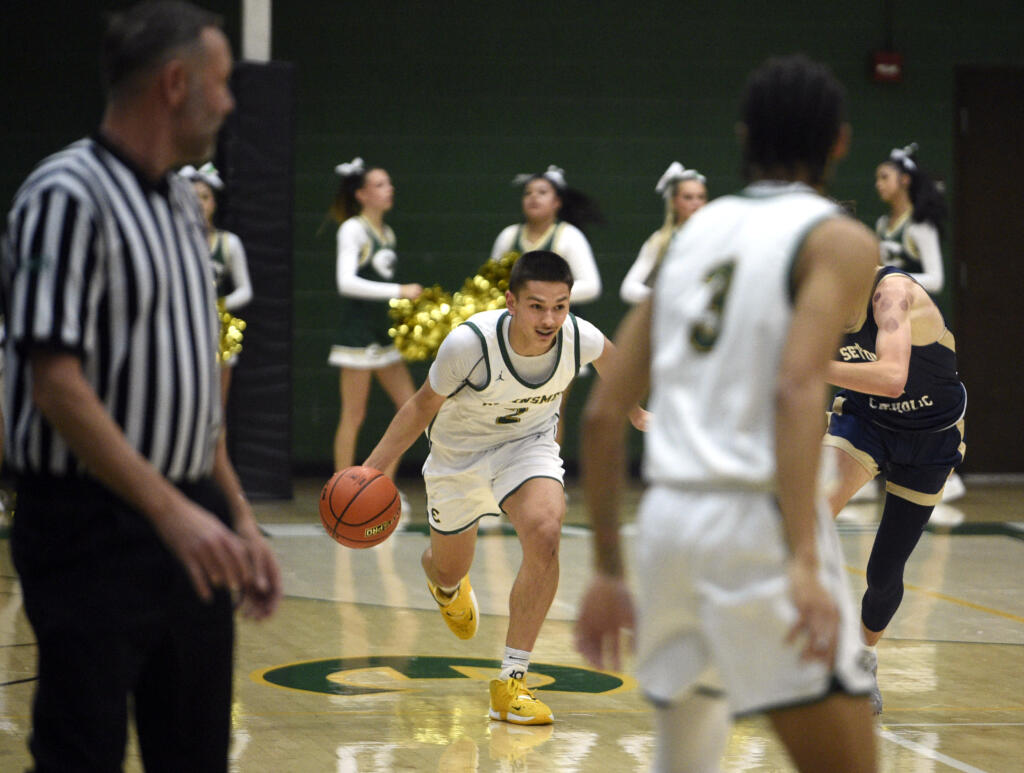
[644,181,840,488]
[427,309,582,452]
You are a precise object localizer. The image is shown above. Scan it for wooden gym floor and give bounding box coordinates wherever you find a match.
[1,476,1022,771]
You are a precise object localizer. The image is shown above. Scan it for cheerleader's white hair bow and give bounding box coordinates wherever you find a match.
[335,157,366,177]
[888,143,919,172]
[513,165,567,190]
[179,162,224,190]
[655,161,706,198]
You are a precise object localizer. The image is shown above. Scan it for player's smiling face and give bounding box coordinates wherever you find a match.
[505,280,571,355]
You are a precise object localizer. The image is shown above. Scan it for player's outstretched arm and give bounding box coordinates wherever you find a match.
[777,217,877,663]
[576,299,652,670]
[364,380,445,474]
[591,330,651,431]
[826,273,914,398]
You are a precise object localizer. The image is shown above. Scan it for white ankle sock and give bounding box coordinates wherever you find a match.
[499,647,531,681]
[431,581,460,602]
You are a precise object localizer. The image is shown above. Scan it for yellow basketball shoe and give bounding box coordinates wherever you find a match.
[488,677,554,725]
[427,575,478,640]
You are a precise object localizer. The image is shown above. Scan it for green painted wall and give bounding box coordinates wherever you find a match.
[276,0,1024,470]
[4,1,1023,473]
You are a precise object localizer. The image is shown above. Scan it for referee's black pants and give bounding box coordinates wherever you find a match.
[11,476,235,773]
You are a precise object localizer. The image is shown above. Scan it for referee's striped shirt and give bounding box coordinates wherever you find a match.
[1,135,221,482]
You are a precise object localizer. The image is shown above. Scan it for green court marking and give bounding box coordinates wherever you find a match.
[255,655,627,697]
[925,521,1024,542]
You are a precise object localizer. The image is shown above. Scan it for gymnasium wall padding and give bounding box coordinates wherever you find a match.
[217,61,295,499]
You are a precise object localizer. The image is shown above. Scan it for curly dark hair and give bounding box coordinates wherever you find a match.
[739,54,846,186]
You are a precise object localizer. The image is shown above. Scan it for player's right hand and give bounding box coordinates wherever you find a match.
[785,557,839,664]
[576,573,635,671]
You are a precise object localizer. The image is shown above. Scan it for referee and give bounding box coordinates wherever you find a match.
[1,2,282,770]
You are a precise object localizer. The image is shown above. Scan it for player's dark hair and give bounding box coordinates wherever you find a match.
[739,54,846,185]
[508,250,575,296]
[102,1,222,100]
[882,151,948,237]
[521,175,606,233]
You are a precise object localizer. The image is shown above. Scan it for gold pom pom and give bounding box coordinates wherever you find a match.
[217,298,245,364]
[388,251,520,361]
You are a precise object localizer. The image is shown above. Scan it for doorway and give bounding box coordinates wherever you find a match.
[953,67,1024,473]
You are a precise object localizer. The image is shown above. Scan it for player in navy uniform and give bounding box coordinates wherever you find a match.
[823,265,966,713]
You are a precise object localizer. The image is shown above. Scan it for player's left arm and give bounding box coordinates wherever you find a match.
[826,275,913,398]
[576,299,652,670]
[591,335,649,431]
[778,216,878,662]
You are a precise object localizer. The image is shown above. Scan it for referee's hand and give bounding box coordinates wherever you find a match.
[157,499,253,603]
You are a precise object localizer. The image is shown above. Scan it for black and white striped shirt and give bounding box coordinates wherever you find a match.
[1,135,221,481]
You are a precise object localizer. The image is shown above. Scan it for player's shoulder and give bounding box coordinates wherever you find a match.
[567,310,599,333]
[874,267,918,293]
[810,213,878,251]
[798,214,879,286]
[461,308,504,333]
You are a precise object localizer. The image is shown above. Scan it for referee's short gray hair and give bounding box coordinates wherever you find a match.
[101,1,222,99]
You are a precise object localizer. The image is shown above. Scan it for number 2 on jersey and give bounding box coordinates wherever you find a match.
[496,407,528,425]
[690,261,736,352]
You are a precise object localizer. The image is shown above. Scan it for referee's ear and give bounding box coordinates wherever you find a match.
[157,56,190,110]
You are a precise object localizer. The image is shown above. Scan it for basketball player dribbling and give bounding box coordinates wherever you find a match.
[576,55,880,772]
[364,250,646,725]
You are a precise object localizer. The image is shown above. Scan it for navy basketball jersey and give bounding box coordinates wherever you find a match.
[835,267,965,431]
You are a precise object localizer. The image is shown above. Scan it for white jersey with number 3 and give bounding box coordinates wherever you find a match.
[644,181,840,489]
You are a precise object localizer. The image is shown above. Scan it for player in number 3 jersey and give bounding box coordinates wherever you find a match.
[577,55,880,772]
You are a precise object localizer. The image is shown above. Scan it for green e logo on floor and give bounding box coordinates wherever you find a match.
[254,655,633,696]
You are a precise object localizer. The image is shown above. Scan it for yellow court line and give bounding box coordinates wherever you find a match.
[225,707,654,719]
[845,565,1024,625]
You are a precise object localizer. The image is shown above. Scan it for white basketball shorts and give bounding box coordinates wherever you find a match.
[422,431,565,534]
[634,485,875,716]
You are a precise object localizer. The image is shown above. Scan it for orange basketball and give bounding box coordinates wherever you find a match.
[319,466,402,548]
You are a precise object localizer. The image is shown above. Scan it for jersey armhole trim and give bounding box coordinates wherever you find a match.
[461,321,491,392]
[570,313,581,377]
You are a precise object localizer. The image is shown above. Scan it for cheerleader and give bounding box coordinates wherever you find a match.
[875,143,948,295]
[327,158,423,480]
[491,165,605,446]
[620,162,707,304]
[490,165,603,303]
[180,163,252,411]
